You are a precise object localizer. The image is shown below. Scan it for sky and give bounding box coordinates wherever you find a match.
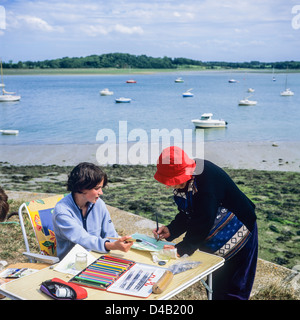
[0,0,300,63]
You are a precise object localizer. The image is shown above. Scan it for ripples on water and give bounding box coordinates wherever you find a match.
[0,71,299,145]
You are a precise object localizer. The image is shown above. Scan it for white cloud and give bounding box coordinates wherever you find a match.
[7,12,64,33]
[81,24,109,37]
[79,23,143,37]
[1,0,299,62]
[17,15,63,32]
[113,24,144,35]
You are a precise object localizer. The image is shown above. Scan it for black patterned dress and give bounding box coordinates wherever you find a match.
[166,159,258,300]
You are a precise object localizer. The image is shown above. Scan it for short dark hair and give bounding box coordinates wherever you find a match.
[0,187,9,222]
[67,162,107,193]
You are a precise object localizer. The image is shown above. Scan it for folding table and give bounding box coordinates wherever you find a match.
[0,249,224,300]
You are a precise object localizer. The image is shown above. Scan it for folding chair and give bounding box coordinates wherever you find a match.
[18,194,67,264]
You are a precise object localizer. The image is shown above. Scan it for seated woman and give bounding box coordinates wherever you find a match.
[53,162,133,260]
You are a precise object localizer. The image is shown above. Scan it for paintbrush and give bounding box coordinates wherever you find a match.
[107,237,159,249]
[107,237,137,242]
[155,211,159,241]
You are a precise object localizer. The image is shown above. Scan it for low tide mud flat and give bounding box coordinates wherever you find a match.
[1,163,299,270]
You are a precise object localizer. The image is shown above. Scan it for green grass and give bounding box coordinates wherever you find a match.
[0,163,299,269]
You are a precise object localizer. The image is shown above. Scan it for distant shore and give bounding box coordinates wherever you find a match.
[4,67,300,76]
[1,140,299,171]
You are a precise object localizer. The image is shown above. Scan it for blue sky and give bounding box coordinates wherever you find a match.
[0,0,299,63]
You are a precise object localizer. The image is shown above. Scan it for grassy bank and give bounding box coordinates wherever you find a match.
[2,67,186,76]
[4,67,299,76]
[0,163,299,269]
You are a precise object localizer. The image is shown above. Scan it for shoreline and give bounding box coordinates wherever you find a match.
[0,140,299,171]
[4,67,300,76]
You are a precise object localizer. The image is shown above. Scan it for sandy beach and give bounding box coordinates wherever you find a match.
[1,140,299,171]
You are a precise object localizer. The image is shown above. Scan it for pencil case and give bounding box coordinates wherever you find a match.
[40,278,87,300]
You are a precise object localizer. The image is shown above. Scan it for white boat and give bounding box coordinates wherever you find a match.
[0,90,21,102]
[238,98,257,106]
[100,88,113,96]
[0,129,19,135]
[191,113,227,128]
[280,88,294,96]
[175,77,184,83]
[182,88,194,97]
[247,88,255,93]
[280,69,294,96]
[0,60,21,102]
[115,97,131,103]
[228,79,237,83]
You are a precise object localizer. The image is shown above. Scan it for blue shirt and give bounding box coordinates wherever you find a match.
[53,193,118,260]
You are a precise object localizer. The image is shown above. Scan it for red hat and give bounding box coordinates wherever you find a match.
[154,146,196,186]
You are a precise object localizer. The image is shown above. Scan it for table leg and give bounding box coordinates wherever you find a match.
[208,273,212,300]
[200,273,213,300]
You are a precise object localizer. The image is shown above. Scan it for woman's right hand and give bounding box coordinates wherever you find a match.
[153,226,171,241]
[105,235,133,252]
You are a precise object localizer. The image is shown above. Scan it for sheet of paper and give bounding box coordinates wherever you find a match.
[54,244,96,275]
[131,233,175,251]
[107,263,166,298]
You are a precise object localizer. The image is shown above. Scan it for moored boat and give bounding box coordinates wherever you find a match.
[191,113,227,128]
[0,91,21,102]
[100,88,113,96]
[0,60,21,102]
[0,129,19,135]
[175,77,184,83]
[115,97,131,103]
[280,88,294,96]
[238,98,257,106]
[182,88,194,97]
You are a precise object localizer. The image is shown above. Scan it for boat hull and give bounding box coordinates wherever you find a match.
[100,91,113,96]
[280,90,294,96]
[0,130,19,135]
[238,100,257,106]
[0,95,21,102]
[115,98,131,103]
[191,120,227,128]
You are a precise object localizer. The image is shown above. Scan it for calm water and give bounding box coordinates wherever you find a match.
[0,71,299,145]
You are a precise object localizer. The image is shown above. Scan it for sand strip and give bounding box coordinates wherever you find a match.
[0,141,299,171]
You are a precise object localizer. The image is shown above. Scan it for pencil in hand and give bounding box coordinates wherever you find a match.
[107,237,137,242]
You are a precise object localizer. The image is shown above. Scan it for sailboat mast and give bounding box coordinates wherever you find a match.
[0,59,3,86]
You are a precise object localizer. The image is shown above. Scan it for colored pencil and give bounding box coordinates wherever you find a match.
[71,255,135,290]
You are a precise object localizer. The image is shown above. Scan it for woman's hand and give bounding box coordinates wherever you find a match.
[153,225,171,241]
[105,235,133,252]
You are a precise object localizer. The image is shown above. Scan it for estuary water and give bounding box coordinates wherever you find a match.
[0,71,299,145]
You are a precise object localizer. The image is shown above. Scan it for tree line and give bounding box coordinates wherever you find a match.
[2,53,300,70]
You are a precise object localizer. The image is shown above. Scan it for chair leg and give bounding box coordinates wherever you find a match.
[18,203,32,261]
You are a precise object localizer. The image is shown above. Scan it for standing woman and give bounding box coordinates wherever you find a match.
[153,146,258,300]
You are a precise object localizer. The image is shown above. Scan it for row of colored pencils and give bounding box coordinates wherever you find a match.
[72,255,135,289]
